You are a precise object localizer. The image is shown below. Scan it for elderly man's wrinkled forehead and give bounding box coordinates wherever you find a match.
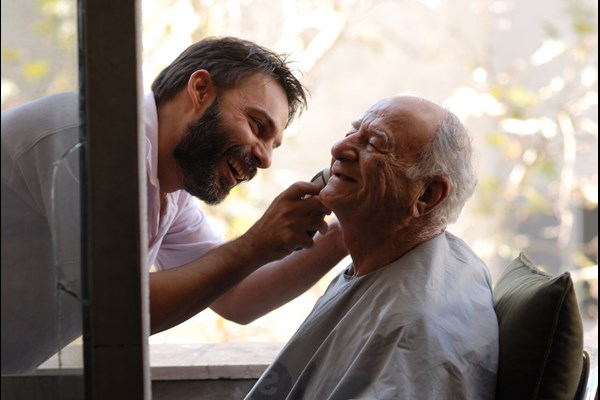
[363,95,447,140]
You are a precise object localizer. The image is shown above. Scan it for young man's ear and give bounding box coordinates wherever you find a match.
[415,176,450,216]
[187,69,216,111]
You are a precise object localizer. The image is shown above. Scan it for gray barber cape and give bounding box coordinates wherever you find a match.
[245,231,498,400]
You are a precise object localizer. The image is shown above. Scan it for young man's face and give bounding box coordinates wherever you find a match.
[173,73,289,204]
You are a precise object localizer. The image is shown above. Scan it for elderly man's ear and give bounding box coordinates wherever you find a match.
[415,176,450,217]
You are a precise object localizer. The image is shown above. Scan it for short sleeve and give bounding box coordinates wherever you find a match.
[153,192,224,270]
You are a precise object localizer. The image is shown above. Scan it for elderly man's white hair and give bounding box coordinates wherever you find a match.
[405,106,477,225]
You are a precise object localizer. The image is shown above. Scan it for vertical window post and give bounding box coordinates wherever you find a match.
[79,0,149,398]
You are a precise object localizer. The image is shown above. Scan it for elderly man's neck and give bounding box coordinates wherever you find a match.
[344,224,446,277]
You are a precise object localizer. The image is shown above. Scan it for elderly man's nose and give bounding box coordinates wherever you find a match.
[331,137,358,161]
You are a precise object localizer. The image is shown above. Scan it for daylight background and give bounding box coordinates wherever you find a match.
[1,0,597,344]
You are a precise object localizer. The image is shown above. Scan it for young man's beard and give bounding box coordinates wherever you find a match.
[172,97,257,204]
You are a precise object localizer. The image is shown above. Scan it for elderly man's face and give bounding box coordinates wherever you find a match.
[321,96,443,224]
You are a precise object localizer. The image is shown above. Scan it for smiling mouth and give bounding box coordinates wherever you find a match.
[227,157,252,183]
[333,171,357,183]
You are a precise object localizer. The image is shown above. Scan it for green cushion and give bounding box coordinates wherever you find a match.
[493,252,584,400]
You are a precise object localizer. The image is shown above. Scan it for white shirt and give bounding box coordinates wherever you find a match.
[1,92,223,373]
[142,93,223,271]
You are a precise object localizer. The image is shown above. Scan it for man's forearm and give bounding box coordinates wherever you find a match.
[149,234,273,334]
[210,225,348,324]
[149,181,337,334]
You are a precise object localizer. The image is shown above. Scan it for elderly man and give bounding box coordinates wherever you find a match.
[245,95,499,399]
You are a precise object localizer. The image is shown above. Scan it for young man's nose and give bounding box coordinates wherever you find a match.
[253,142,273,168]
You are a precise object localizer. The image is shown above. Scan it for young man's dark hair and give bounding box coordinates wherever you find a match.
[151,36,307,126]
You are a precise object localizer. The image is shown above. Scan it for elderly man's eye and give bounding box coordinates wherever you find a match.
[368,132,389,151]
[367,139,382,151]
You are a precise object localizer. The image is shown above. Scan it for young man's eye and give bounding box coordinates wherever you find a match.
[252,118,264,134]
